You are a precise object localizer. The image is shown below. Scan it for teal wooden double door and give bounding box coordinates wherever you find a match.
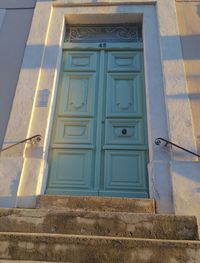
[46,45,149,197]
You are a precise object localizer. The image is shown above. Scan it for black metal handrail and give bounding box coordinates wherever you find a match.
[155,137,200,158]
[1,134,41,152]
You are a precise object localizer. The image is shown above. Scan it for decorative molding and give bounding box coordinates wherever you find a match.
[65,24,143,43]
[53,0,156,7]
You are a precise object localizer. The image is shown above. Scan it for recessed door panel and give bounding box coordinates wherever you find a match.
[54,118,94,144]
[63,51,97,71]
[104,150,147,190]
[108,51,141,72]
[106,73,143,117]
[47,149,94,190]
[105,119,145,145]
[59,73,96,117]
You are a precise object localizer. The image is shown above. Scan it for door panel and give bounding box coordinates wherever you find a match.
[48,149,94,190]
[104,150,147,190]
[63,51,97,71]
[59,73,96,117]
[54,118,94,144]
[108,51,142,71]
[105,119,145,145]
[106,73,143,117]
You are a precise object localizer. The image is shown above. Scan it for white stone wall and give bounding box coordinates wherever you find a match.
[0,0,200,228]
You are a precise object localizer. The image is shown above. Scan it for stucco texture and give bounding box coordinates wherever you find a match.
[176,1,200,153]
[0,3,35,150]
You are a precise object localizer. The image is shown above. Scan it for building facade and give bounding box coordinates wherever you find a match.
[0,0,200,227]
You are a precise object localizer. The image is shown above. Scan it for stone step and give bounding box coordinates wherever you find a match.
[0,232,200,263]
[1,262,69,263]
[36,195,155,213]
[0,209,198,240]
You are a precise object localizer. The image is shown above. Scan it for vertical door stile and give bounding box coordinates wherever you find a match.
[94,50,105,192]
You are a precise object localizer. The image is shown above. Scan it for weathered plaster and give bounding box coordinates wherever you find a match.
[0,10,6,32]
[171,161,200,233]
[176,1,200,153]
[156,0,197,160]
[0,0,36,9]
[0,5,36,208]
[0,0,52,207]
[0,157,23,208]
[17,159,47,208]
[0,8,35,151]
[3,1,52,146]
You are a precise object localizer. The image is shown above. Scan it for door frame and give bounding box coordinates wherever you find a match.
[46,42,149,197]
[12,2,195,213]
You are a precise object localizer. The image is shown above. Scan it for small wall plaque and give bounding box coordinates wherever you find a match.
[36,89,50,107]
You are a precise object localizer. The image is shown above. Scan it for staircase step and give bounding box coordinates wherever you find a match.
[36,195,155,213]
[0,232,200,263]
[0,262,55,263]
[0,209,198,240]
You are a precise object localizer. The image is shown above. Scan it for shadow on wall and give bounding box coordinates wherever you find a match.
[166,92,200,101]
[22,32,200,71]
[161,34,200,60]
[197,3,200,17]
